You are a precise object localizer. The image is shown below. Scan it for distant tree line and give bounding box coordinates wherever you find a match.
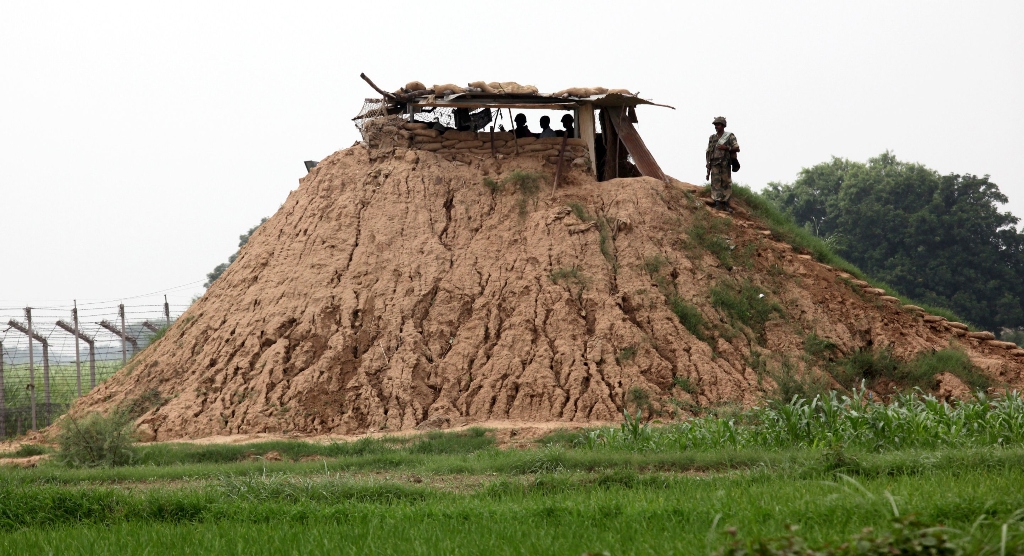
[763,152,1024,333]
[204,217,268,288]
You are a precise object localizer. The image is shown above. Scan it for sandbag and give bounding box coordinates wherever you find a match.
[536,137,565,145]
[606,88,632,95]
[411,128,440,138]
[468,80,493,93]
[523,144,552,152]
[413,135,443,144]
[404,81,426,92]
[432,83,466,94]
[490,131,514,141]
[441,140,459,148]
[470,148,494,155]
[419,143,443,151]
[403,122,429,130]
[486,81,539,94]
[442,130,476,141]
[567,138,586,147]
[513,137,537,146]
[454,140,484,149]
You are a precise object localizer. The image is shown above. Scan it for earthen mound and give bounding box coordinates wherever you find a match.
[70,146,1024,440]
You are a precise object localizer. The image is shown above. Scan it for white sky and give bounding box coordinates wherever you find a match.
[1,0,1022,308]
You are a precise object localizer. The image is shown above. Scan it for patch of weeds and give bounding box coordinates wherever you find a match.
[771,359,832,403]
[550,265,588,302]
[803,332,838,360]
[643,254,669,277]
[120,387,165,419]
[710,279,782,343]
[482,177,502,193]
[7,444,51,458]
[55,411,137,467]
[668,294,708,342]
[567,202,592,222]
[910,348,991,391]
[749,350,769,382]
[625,386,652,417]
[687,211,734,268]
[671,375,698,394]
[501,170,544,216]
[827,347,983,392]
[616,345,637,364]
[830,347,904,390]
[596,216,618,271]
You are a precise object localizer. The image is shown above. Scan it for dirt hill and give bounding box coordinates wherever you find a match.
[71,145,1024,440]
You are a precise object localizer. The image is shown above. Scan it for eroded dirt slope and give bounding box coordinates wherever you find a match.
[71,146,1024,440]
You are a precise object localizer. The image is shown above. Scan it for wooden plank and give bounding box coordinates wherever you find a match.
[578,103,597,176]
[604,106,668,183]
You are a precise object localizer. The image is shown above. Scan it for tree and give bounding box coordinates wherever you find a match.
[764,153,1024,331]
[204,217,269,287]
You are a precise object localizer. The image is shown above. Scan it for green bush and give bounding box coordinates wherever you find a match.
[829,347,990,393]
[668,294,707,342]
[482,177,502,193]
[711,279,782,342]
[55,411,137,468]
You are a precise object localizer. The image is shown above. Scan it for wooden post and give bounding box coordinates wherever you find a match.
[490,127,496,158]
[164,295,171,327]
[98,320,137,354]
[56,319,97,390]
[0,340,6,438]
[26,307,36,431]
[508,109,519,155]
[119,304,128,365]
[73,303,82,398]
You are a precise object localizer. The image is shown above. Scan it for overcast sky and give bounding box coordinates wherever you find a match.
[2,0,1022,310]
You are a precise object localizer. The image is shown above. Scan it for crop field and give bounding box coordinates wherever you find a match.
[3,391,1024,555]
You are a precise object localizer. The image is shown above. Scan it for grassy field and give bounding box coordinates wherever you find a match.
[3,392,1024,555]
[1,360,122,435]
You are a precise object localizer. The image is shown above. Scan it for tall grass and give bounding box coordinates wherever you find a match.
[579,390,1024,452]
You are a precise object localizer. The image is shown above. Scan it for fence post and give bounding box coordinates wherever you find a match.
[0,340,6,438]
[164,295,171,328]
[42,342,50,426]
[26,307,36,431]
[73,303,82,398]
[119,303,127,366]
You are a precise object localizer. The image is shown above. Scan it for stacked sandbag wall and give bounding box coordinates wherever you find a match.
[366,121,589,165]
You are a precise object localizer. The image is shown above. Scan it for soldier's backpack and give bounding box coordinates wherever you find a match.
[716,132,740,172]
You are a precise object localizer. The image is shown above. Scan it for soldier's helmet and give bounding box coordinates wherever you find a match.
[712,116,727,126]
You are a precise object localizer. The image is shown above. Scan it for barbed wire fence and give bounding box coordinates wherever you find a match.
[0,289,196,438]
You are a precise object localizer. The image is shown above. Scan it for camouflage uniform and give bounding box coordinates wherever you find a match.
[706,124,739,203]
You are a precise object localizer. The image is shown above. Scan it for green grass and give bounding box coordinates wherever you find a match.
[710,279,782,343]
[5,395,1024,554]
[830,347,992,392]
[668,294,708,342]
[687,210,734,268]
[3,451,1024,554]
[732,185,974,328]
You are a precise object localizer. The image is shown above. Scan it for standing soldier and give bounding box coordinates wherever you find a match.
[705,116,740,212]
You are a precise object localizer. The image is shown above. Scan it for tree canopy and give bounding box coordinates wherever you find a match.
[763,152,1024,331]
[204,217,269,288]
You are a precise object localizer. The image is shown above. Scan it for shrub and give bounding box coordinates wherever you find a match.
[909,348,991,391]
[829,347,989,393]
[568,202,592,222]
[616,345,637,364]
[668,294,707,342]
[672,375,698,394]
[803,332,838,359]
[770,359,831,403]
[482,177,502,193]
[501,170,543,196]
[711,279,782,342]
[55,411,137,467]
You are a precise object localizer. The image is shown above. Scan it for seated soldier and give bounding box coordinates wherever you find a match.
[513,113,534,138]
[559,114,575,138]
[538,115,557,138]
